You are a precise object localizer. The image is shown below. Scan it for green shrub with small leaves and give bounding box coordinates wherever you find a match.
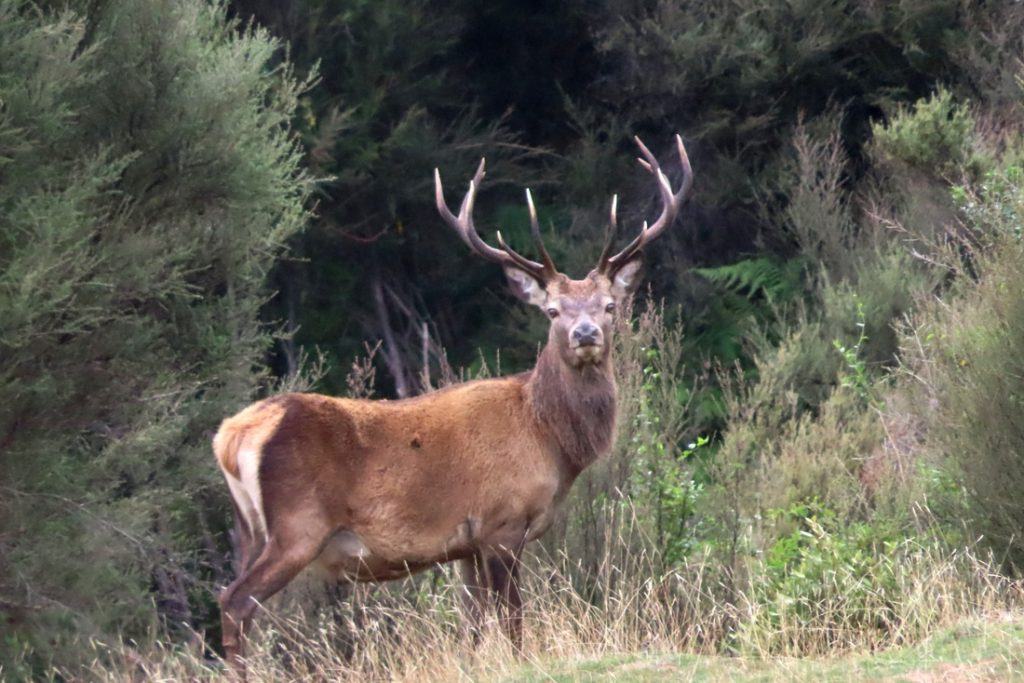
[870,87,976,174]
[743,499,906,654]
[953,164,1024,241]
[0,0,309,672]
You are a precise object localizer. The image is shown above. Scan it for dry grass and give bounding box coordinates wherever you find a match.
[72,526,1022,682]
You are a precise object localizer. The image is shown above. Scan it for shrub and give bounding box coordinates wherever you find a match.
[0,0,309,672]
[870,87,976,174]
[904,238,1024,568]
[954,163,1024,242]
[778,121,856,279]
[744,501,904,654]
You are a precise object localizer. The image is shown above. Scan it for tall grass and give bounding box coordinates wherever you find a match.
[74,516,1020,681]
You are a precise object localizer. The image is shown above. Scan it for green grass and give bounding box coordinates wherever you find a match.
[509,613,1024,682]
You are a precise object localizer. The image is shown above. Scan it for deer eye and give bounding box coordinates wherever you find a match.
[605,302,616,313]
[546,308,560,319]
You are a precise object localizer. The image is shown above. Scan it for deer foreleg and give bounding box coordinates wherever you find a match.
[486,551,523,653]
[459,552,489,644]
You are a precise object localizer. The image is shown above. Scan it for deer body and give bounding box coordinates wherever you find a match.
[216,136,692,674]
[216,347,612,582]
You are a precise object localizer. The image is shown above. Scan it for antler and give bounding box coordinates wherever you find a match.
[434,159,558,282]
[597,134,693,274]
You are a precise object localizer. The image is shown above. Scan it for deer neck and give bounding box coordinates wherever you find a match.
[526,344,617,477]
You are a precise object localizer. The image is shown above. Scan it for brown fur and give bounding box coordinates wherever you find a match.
[214,134,694,675]
[528,346,616,474]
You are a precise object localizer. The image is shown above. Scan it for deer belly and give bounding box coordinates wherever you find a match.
[313,479,558,580]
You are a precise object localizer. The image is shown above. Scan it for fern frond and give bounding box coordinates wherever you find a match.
[695,257,803,303]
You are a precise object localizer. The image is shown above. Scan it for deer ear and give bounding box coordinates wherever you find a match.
[504,267,547,307]
[610,258,643,302]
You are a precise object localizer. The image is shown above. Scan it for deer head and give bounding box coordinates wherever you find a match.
[434,135,693,369]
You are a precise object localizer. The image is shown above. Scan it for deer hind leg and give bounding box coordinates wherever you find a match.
[229,497,263,574]
[219,527,329,676]
[459,552,489,644]
[224,464,267,573]
[486,551,523,653]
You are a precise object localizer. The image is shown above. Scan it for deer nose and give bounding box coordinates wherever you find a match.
[572,322,601,347]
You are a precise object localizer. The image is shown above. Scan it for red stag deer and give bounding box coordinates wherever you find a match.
[214,135,692,672]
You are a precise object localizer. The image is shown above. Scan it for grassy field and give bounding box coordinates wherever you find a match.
[79,610,1024,681]
[511,614,1024,682]
[71,545,1024,682]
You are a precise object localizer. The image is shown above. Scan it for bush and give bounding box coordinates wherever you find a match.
[955,163,1024,242]
[905,237,1024,568]
[0,0,309,672]
[745,501,904,655]
[870,87,976,174]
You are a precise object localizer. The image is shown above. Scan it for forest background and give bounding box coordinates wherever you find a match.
[4,0,1024,678]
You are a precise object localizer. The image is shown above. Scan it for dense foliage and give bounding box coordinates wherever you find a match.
[0,0,310,672]
[4,0,1024,676]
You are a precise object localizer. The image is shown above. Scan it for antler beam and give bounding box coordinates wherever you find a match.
[597,134,693,273]
[434,159,557,282]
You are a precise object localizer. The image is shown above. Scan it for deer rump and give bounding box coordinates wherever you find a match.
[214,386,562,582]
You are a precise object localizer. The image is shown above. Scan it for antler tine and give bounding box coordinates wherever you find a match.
[640,134,692,241]
[596,194,619,272]
[458,158,487,217]
[434,160,550,280]
[496,230,548,275]
[601,134,693,272]
[525,189,558,278]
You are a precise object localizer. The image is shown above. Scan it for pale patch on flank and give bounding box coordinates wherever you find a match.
[324,529,370,560]
[313,529,374,579]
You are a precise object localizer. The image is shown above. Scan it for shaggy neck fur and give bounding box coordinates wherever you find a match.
[526,344,617,477]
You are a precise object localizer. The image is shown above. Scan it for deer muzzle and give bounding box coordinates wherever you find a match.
[570,322,604,362]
